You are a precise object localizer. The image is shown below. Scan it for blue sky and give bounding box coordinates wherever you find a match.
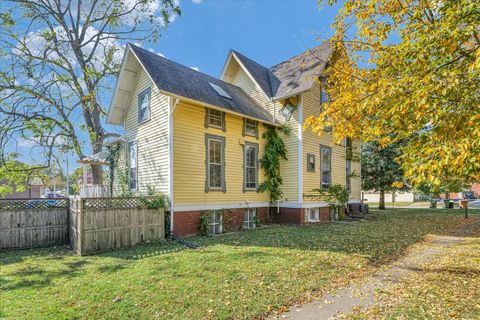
[11,0,342,175]
[149,0,341,76]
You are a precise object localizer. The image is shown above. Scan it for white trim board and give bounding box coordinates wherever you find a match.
[174,202,270,212]
[279,202,329,209]
[174,201,329,212]
[298,94,304,204]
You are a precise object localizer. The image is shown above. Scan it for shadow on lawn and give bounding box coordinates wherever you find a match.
[1,209,478,292]
[0,245,73,266]
[1,258,90,291]
[187,209,480,265]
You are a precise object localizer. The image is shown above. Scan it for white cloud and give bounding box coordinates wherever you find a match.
[17,138,38,148]
[19,25,124,76]
[147,48,166,58]
[192,0,203,4]
[190,66,200,71]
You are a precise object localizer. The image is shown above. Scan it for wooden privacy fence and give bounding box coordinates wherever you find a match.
[0,198,69,249]
[69,196,165,255]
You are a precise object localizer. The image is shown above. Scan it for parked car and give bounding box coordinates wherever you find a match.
[26,199,64,209]
[463,191,479,200]
[46,192,65,199]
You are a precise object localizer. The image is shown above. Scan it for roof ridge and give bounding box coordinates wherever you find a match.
[231,49,269,70]
[230,49,279,97]
[129,43,237,89]
[269,41,331,70]
[126,43,273,123]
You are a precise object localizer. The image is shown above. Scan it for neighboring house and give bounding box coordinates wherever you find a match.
[362,191,415,203]
[0,181,42,199]
[107,42,361,237]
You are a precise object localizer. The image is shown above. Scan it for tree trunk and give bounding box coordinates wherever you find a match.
[379,189,386,210]
[91,164,103,185]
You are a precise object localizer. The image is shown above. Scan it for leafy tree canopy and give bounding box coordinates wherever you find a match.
[361,141,405,192]
[306,0,480,188]
[0,0,181,184]
[0,155,45,196]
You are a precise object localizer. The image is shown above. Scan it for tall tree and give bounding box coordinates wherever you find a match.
[361,142,405,209]
[0,0,181,184]
[306,0,480,188]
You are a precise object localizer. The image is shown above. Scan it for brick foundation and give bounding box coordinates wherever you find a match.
[276,207,304,225]
[173,206,332,237]
[319,207,331,221]
[173,207,269,238]
[172,211,202,238]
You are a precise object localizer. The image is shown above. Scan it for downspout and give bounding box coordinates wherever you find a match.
[168,97,180,236]
[271,99,276,124]
[298,94,304,207]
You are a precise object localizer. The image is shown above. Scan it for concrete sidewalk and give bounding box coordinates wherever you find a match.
[271,236,466,319]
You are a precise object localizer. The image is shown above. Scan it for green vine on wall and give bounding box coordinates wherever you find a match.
[257,123,290,205]
[107,142,129,196]
[106,142,122,196]
[199,211,210,236]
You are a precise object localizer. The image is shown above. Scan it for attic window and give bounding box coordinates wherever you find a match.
[209,82,232,100]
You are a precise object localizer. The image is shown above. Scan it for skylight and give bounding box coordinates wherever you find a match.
[209,82,232,100]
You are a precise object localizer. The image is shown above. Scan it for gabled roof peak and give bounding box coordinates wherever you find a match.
[228,41,334,100]
[116,43,273,123]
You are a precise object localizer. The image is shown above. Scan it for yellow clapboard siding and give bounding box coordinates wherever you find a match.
[301,83,362,202]
[227,62,300,203]
[122,67,170,195]
[229,59,275,116]
[173,102,269,206]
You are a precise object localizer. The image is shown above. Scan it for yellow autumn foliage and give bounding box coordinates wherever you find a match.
[311,0,480,187]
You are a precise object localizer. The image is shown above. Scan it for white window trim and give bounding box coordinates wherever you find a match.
[128,141,138,192]
[243,208,257,229]
[138,87,151,124]
[307,208,320,222]
[320,145,332,190]
[209,210,223,235]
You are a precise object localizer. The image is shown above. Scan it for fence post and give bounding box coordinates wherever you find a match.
[66,197,70,245]
[78,197,84,255]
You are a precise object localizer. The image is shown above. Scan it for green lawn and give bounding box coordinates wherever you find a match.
[1,209,478,319]
[349,219,480,319]
[365,201,430,208]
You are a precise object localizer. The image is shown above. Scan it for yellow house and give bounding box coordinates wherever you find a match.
[107,43,361,237]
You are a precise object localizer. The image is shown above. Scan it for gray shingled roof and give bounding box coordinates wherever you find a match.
[129,44,273,123]
[232,42,333,100]
[269,42,333,99]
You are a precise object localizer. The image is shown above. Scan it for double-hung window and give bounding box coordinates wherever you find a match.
[243,208,257,229]
[244,142,258,191]
[243,118,258,138]
[128,141,137,191]
[208,210,223,235]
[138,88,151,123]
[206,108,225,130]
[320,145,331,189]
[307,153,316,172]
[346,138,352,192]
[205,134,225,192]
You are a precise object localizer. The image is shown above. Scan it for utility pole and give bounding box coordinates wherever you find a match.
[66,153,70,196]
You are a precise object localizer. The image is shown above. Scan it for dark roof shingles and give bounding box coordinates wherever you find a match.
[231,42,333,99]
[231,50,279,98]
[129,44,273,123]
[269,42,333,99]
